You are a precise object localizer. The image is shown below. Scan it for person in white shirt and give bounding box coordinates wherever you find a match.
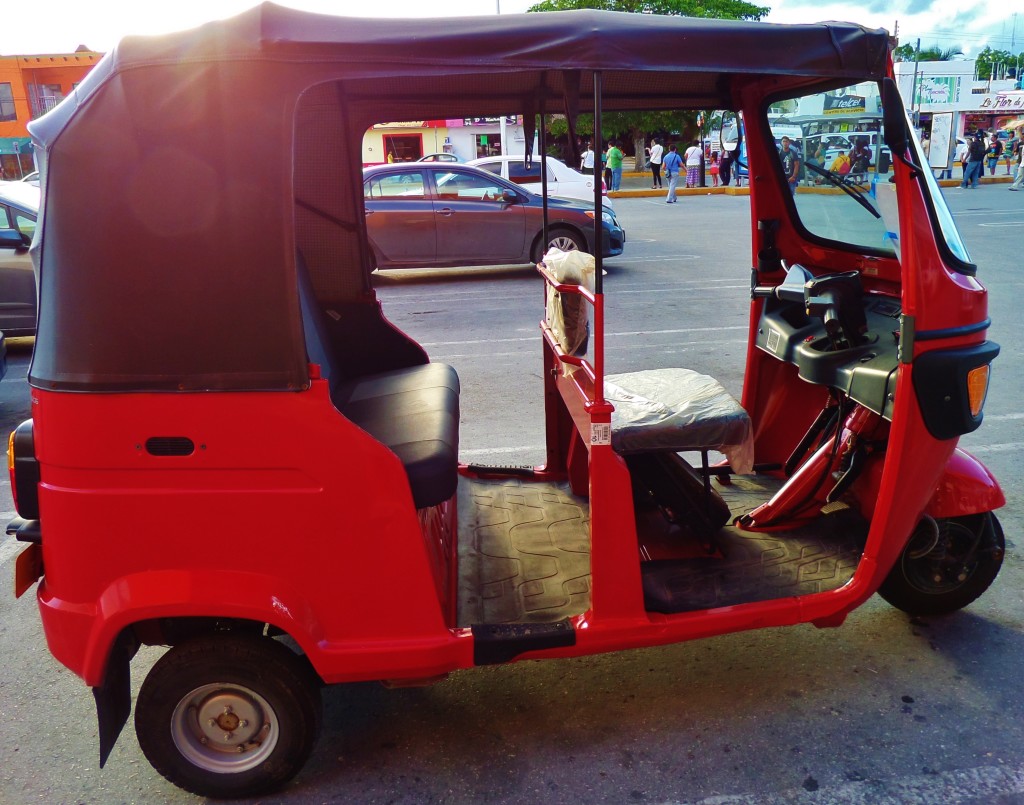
[580,142,595,172]
[684,140,703,188]
[648,138,664,189]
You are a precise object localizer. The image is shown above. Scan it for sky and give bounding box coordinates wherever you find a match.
[0,0,1020,60]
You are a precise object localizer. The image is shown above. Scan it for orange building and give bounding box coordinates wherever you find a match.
[0,48,102,180]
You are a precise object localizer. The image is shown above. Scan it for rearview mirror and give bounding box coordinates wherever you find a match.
[719,110,742,154]
[881,77,909,156]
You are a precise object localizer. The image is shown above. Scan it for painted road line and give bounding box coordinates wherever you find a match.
[967,442,1024,454]
[421,325,747,348]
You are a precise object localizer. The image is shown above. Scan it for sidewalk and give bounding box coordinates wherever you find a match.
[609,168,1016,200]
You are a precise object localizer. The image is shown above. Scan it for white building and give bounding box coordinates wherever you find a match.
[894,59,1024,140]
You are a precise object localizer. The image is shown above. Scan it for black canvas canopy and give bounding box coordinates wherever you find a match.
[27,4,890,392]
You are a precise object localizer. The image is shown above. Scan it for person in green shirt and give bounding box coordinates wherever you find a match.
[607,140,624,191]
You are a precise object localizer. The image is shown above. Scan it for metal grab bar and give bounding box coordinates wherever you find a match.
[537,264,598,305]
[537,263,609,412]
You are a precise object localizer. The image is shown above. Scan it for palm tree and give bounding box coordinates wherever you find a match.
[893,43,963,63]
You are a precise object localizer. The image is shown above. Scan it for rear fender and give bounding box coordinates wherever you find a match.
[81,571,325,766]
[59,570,325,688]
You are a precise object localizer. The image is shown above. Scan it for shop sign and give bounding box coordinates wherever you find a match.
[824,94,865,114]
[914,76,959,106]
[982,93,1024,110]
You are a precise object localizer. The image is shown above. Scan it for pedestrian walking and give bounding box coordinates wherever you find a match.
[1009,140,1024,191]
[985,135,1002,176]
[648,138,664,189]
[961,131,985,189]
[683,139,702,188]
[662,143,683,203]
[1007,133,1021,175]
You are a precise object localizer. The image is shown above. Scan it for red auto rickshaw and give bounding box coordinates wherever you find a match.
[5,6,1003,798]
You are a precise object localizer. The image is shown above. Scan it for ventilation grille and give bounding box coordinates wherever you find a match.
[145,437,195,457]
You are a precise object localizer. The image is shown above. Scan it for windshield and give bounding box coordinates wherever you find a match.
[909,125,973,267]
[775,82,899,259]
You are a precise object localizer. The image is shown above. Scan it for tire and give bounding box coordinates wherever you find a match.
[534,227,587,263]
[135,633,322,799]
[878,512,1005,616]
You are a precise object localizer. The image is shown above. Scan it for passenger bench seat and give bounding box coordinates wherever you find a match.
[296,253,460,509]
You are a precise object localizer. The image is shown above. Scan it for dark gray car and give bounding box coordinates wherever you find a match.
[0,182,38,337]
[363,163,624,269]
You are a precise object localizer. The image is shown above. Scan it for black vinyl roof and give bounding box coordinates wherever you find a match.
[27,5,892,392]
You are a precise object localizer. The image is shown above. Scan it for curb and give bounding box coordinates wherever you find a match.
[609,174,1015,199]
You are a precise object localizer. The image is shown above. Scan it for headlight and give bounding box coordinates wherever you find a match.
[585,209,616,226]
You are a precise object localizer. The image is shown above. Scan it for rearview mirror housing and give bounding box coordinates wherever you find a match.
[881,77,909,156]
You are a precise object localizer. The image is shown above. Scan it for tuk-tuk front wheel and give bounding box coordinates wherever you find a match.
[135,633,322,799]
[878,512,1005,616]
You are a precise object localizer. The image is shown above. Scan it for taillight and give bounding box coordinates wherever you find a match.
[8,419,39,520]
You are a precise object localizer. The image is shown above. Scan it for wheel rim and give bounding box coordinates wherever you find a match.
[549,235,579,252]
[899,519,981,596]
[170,683,280,773]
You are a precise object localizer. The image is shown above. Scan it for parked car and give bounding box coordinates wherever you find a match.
[467,154,613,209]
[0,181,39,336]
[363,162,624,269]
[416,153,461,163]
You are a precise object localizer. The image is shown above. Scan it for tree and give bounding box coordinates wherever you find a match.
[892,43,963,63]
[974,46,1024,80]
[528,0,770,168]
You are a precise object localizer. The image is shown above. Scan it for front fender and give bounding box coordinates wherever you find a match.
[924,447,1005,519]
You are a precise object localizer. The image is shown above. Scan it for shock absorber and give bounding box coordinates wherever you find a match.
[739,403,884,531]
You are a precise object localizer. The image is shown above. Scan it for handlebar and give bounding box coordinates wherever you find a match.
[752,266,868,349]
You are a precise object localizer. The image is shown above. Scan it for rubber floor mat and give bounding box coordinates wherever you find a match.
[457,476,591,627]
[641,501,867,614]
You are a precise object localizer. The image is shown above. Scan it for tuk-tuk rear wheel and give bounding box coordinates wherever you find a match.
[878,513,1005,616]
[135,632,322,799]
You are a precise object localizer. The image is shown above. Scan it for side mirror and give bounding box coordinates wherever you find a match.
[501,189,519,204]
[0,229,26,250]
[719,110,742,154]
[881,77,909,156]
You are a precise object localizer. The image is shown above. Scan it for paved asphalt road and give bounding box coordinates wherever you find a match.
[0,183,1022,804]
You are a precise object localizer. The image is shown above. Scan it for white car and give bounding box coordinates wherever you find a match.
[467,154,614,209]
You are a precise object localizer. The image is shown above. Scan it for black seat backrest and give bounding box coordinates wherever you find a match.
[295,251,344,400]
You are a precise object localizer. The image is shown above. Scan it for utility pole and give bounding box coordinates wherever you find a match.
[910,38,922,127]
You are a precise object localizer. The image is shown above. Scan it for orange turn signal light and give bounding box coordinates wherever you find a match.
[967,364,990,418]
